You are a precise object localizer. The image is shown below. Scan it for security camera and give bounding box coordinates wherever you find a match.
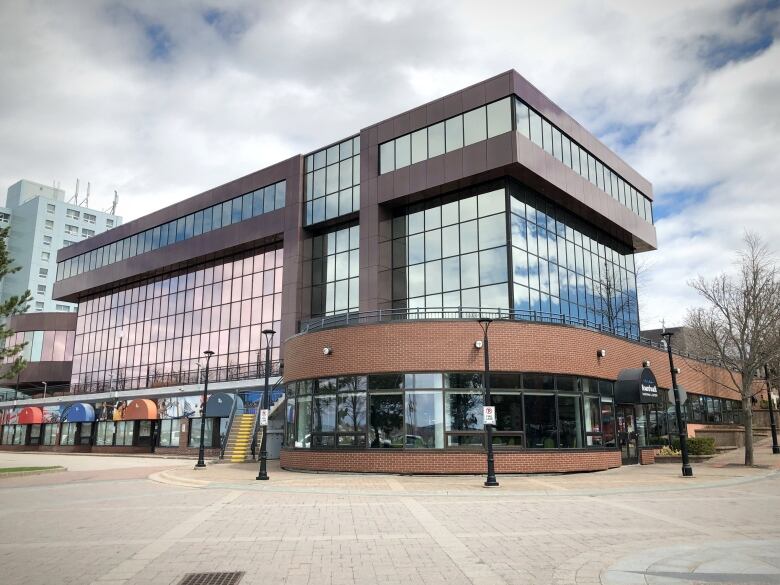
[323,347,332,356]
[597,349,606,358]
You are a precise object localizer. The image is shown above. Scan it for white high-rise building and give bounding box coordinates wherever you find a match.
[1,179,122,313]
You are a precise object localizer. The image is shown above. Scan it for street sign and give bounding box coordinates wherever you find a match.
[483,406,496,426]
[259,409,269,426]
[667,387,688,405]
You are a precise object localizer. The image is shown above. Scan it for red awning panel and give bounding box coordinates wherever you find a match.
[18,406,43,424]
[122,399,158,421]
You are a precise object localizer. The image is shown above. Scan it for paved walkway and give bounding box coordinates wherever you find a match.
[0,441,778,585]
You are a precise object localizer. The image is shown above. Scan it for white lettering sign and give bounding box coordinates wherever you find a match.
[259,409,269,426]
[483,406,496,426]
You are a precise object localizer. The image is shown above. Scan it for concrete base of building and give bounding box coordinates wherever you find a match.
[280,448,622,474]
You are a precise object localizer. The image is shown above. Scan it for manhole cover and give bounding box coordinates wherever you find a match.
[178,572,245,585]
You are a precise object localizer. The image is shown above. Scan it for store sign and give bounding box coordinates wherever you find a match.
[483,406,496,426]
[259,409,269,426]
[615,367,662,404]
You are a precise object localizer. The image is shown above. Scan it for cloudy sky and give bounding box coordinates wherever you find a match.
[1,0,779,329]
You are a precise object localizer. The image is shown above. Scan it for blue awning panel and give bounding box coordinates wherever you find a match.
[64,403,96,423]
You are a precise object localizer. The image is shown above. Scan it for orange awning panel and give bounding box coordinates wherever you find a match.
[18,406,43,424]
[122,399,158,420]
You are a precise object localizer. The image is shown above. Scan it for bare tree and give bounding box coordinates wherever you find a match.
[685,233,780,465]
[0,226,32,380]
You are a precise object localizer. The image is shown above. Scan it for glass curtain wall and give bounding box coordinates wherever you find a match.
[304,136,360,225]
[286,372,617,451]
[2,330,74,363]
[71,245,283,392]
[391,186,510,312]
[510,183,639,337]
[307,224,359,318]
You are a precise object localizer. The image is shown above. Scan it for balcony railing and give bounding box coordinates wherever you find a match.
[300,307,718,364]
[66,359,283,396]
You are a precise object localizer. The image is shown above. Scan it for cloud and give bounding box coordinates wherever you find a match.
[0,0,778,330]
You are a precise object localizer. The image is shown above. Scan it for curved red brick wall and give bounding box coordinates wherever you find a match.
[284,320,742,400]
[280,448,621,474]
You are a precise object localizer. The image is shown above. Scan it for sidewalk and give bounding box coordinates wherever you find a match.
[152,439,780,497]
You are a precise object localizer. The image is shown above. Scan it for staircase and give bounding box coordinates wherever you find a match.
[222,413,255,463]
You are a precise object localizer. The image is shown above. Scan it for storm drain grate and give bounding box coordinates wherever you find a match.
[177,572,245,585]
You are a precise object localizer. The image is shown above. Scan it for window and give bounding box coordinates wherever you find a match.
[0,212,9,224]
[106,219,114,228]
[65,224,78,235]
[41,251,50,261]
[158,419,181,447]
[60,422,77,446]
[45,220,54,230]
[47,204,56,214]
[63,239,75,246]
[37,284,46,295]
[308,224,359,317]
[83,213,96,224]
[38,268,48,278]
[55,304,70,312]
[95,421,115,446]
[82,228,95,237]
[66,209,80,220]
[35,301,44,311]
[304,136,360,225]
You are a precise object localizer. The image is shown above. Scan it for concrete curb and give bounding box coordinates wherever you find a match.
[147,469,211,488]
[0,466,66,479]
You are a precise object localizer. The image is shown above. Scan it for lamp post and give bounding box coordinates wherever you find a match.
[661,331,693,477]
[195,350,215,469]
[257,329,275,481]
[478,318,499,487]
[764,365,780,455]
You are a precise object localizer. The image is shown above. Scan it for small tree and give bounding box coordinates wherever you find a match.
[686,233,780,465]
[0,226,32,380]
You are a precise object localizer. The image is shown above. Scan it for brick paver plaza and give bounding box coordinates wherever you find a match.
[1,443,779,585]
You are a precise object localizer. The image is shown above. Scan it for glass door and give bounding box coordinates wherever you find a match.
[616,405,638,464]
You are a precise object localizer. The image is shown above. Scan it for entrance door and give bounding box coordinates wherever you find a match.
[616,405,638,464]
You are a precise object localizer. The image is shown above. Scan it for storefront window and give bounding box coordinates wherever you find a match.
[558,395,583,448]
[13,425,25,445]
[445,391,483,447]
[312,393,336,448]
[337,392,367,447]
[60,422,77,445]
[405,391,443,448]
[369,393,403,448]
[583,395,601,446]
[96,421,115,446]
[601,398,615,447]
[188,419,213,448]
[295,396,312,448]
[158,419,181,447]
[491,392,524,446]
[42,424,57,446]
[524,394,557,448]
[116,421,135,446]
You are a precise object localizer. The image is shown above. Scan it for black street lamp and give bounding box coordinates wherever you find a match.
[257,329,276,481]
[195,350,215,469]
[763,365,780,455]
[478,318,499,487]
[661,331,693,477]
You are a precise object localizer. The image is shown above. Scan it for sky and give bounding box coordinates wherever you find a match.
[1,0,778,329]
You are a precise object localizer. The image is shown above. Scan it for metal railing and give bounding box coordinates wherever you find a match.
[300,307,719,364]
[49,359,283,397]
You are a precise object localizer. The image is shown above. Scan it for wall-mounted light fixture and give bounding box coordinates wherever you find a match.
[673,367,681,374]
[323,346,333,356]
[597,349,606,358]
[474,340,484,349]
[643,360,651,368]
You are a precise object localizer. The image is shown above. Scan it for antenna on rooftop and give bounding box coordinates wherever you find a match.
[85,182,91,208]
[110,190,118,215]
[68,179,80,204]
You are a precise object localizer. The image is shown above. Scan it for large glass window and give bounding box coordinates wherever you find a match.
[379,98,512,174]
[57,181,285,281]
[524,394,557,448]
[69,244,282,393]
[308,224,359,318]
[305,136,360,225]
[405,391,444,448]
[369,393,404,448]
[391,186,509,312]
[510,183,639,338]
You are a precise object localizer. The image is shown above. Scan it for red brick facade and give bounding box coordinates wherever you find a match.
[281,447,621,474]
[285,320,744,400]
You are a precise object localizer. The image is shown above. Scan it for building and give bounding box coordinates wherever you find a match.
[0,71,749,469]
[1,179,122,313]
